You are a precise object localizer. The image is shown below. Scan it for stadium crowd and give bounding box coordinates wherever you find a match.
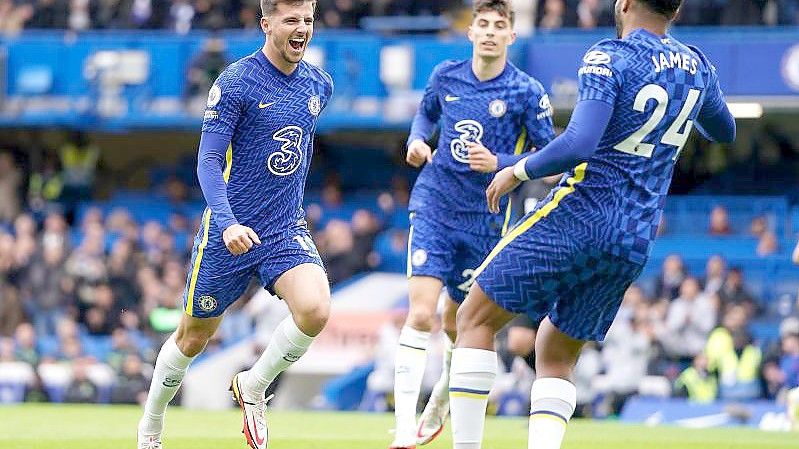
[0,0,795,35]
[0,141,798,413]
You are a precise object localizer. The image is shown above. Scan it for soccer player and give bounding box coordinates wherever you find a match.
[448,1,736,448]
[392,1,555,447]
[136,1,332,449]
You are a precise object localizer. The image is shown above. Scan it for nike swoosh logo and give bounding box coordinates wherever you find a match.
[444,95,460,102]
[253,415,266,446]
[258,101,276,109]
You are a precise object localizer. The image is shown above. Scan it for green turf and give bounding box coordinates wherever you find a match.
[0,404,795,449]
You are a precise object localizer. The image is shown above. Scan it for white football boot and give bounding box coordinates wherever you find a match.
[230,371,272,449]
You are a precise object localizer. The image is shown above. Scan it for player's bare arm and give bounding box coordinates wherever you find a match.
[406,138,433,167]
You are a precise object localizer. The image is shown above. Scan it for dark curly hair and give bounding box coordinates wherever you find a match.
[472,0,515,25]
[638,0,683,19]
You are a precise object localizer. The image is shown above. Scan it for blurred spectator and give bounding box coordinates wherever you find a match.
[0,284,26,337]
[320,219,362,284]
[321,0,369,28]
[709,205,733,235]
[674,353,718,403]
[68,0,92,31]
[764,318,799,398]
[576,0,611,29]
[0,1,33,36]
[64,359,99,403]
[717,267,759,316]
[705,306,762,400]
[702,255,726,296]
[351,208,380,264]
[169,0,196,34]
[657,277,717,360]
[538,0,566,30]
[749,215,768,238]
[27,154,64,218]
[722,0,767,25]
[757,231,779,257]
[0,337,15,362]
[59,132,100,216]
[186,37,229,109]
[111,353,149,404]
[600,303,653,414]
[0,151,22,223]
[106,328,137,372]
[27,0,68,29]
[654,254,687,301]
[14,323,39,367]
[22,241,68,336]
[780,332,799,390]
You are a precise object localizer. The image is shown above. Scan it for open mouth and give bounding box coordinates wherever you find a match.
[482,41,497,48]
[289,37,306,52]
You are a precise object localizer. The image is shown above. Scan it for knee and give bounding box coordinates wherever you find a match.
[507,328,535,358]
[294,298,330,337]
[405,306,437,332]
[174,330,211,357]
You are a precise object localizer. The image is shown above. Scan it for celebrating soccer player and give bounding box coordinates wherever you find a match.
[137,2,332,449]
[391,1,556,448]
[447,1,737,448]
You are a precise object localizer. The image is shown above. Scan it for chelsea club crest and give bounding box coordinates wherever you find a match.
[489,99,506,118]
[198,295,217,312]
[308,95,321,116]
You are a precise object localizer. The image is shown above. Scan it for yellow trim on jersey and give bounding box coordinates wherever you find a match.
[513,128,528,155]
[223,144,233,183]
[406,213,415,278]
[473,163,588,279]
[185,208,212,316]
[450,391,489,400]
[501,197,513,237]
[500,129,528,237]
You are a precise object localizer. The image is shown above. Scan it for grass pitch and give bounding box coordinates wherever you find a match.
[0,404,795,449]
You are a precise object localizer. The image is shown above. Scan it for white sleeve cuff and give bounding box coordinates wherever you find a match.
[513,158,531,181]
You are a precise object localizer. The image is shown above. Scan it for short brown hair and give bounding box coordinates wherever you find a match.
[472,0,514,25]
[261,0,317,17]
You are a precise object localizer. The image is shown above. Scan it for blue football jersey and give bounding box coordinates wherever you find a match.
[409,60,555,232]
[557,28,726,263]
[201,50,333,248]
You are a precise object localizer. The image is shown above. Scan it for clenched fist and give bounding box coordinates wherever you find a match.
[406,139,433,168]
[223,224,262,256]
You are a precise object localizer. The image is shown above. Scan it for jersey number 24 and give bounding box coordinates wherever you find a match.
[614,84,701,161]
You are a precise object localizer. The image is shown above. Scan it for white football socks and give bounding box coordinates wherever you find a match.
[528,377,577,449]
[242,316,314,402]
[449,348,497,449]
[139,335,195,435]
[393,326,431,439]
